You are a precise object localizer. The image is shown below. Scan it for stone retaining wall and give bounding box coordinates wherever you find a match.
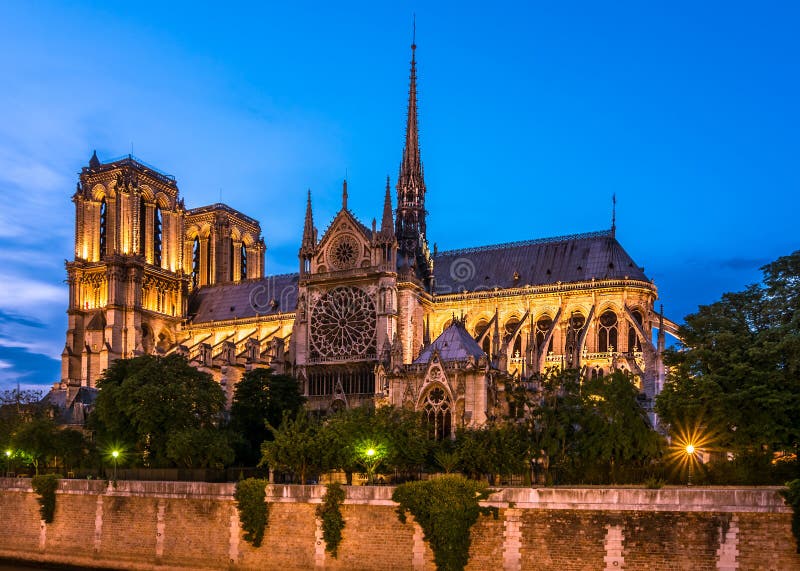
[0,479,796,570]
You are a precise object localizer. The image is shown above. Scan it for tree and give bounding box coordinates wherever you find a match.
[656,251,800,457]
[0,389,44,452]
[229,368,306,465]
[166,428,235,469]
[260,411,324,484]
[581,371,663,482]
[12,416,57,475]
[53,429,93,474]
[455,424,528,482]
[91,355,228,468]
[322,405,431,482]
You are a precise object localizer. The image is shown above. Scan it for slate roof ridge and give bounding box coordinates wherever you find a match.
[436,229,613,257]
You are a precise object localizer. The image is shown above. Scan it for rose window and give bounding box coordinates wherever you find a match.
[328,235,360,270]
[310,286,376,359]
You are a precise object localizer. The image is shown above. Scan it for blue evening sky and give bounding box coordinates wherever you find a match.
[0,1,797,392]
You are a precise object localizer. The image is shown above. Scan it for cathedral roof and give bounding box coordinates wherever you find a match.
[432,230,648,293]
[188,273,300,323]
[414,321,485,364]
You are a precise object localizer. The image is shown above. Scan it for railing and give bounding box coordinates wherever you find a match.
[100,154,177,183]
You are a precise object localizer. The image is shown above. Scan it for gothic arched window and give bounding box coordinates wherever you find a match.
[598,310,618,353]
[504,318,522,357]
[423,386,452,440]
[191,237,200,289]
[565,312,586,365]
[628,310,643,353]
[99,198,108,260]
[240,244,247,280]
[535,315,554,354]
[139,199,147,255]
[153,207,162,267]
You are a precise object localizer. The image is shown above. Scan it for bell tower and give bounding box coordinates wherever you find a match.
[62,152,187,389]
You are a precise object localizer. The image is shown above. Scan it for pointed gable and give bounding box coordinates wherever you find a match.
[414,320,486,364]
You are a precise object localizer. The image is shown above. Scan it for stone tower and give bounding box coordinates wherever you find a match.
[62,153,187,389]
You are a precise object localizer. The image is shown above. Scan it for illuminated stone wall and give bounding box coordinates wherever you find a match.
[0,480,795,570]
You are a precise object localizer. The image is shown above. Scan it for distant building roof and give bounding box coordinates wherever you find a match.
[414,321,485,364]
[432,230,648,294]
[188,273,299,323]
[40,386,98,427]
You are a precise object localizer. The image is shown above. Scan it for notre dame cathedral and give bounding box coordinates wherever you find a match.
[59,42,678,436]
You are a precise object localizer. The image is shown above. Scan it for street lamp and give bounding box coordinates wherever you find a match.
[685,444,696,486]
[4,450,11,478]
[111,450,119,482]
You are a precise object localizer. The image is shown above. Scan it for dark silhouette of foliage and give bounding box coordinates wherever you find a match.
[31,474,59,523]
[316,483,346,557]
[91,355,229,468]
[657,251,800,457]
[234,478,270,547]
[229,368,306,465]
[393,475,497,571]
[781,479,800,553]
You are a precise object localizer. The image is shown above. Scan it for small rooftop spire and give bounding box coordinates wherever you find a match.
[380,176,394,235]
[89,149,100,168]
[301,189,315,249]
[611,193,617,238]
[342,179,348,210]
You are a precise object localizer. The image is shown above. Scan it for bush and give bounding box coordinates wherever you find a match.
[393,475,498,571]
[31,474,59,523]
[781,479,800,554]
[234,478,269,547]
[316,483,346,557]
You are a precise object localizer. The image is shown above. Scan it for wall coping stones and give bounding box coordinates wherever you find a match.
[0,479,790,513]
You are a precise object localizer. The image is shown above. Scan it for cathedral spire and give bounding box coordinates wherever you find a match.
[301,189,315,250]
[381,176,394,235]
[342,179,348,210]
[395,27,431,285]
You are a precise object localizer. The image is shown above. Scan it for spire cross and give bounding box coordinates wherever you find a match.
[611,193,617,237]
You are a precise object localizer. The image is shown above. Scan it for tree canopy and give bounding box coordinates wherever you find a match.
[656,250,800,455]
[91,354,231,468]
[229,368,306,465]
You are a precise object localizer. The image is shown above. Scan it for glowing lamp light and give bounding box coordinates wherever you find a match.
[685,444,695,455]
[366,448,376,457]
[4,450,11,457]
[111,450,120,459]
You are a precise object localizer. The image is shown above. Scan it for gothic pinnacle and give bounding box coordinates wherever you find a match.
[302,189,315,248]
[381,176,394,235]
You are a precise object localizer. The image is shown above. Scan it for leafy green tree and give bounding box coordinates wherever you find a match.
[229,368,306,465]
[0,389,44,453]
[581,371,663,482]
[260,411,324,484]
[166,428,235,469]
[455,423,528,482]
[656,251,800,457]
[91,355,228,468]
[12,416,58,475]
[522,368,585,482]
[322,405,430,482]
[53,429,93,474]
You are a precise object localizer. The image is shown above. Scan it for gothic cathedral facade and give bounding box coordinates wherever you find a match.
[60,43,678,435]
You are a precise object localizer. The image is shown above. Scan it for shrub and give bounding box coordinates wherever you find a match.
[31,474,59,523]
[316,483,346,557]
[234,478,269,547]
[393,475,498,571]
[780,479,800,554]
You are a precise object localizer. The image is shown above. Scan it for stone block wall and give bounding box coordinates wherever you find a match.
[0,479,796,570]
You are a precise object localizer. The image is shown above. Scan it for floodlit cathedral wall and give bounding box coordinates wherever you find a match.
[59,44,680,428]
